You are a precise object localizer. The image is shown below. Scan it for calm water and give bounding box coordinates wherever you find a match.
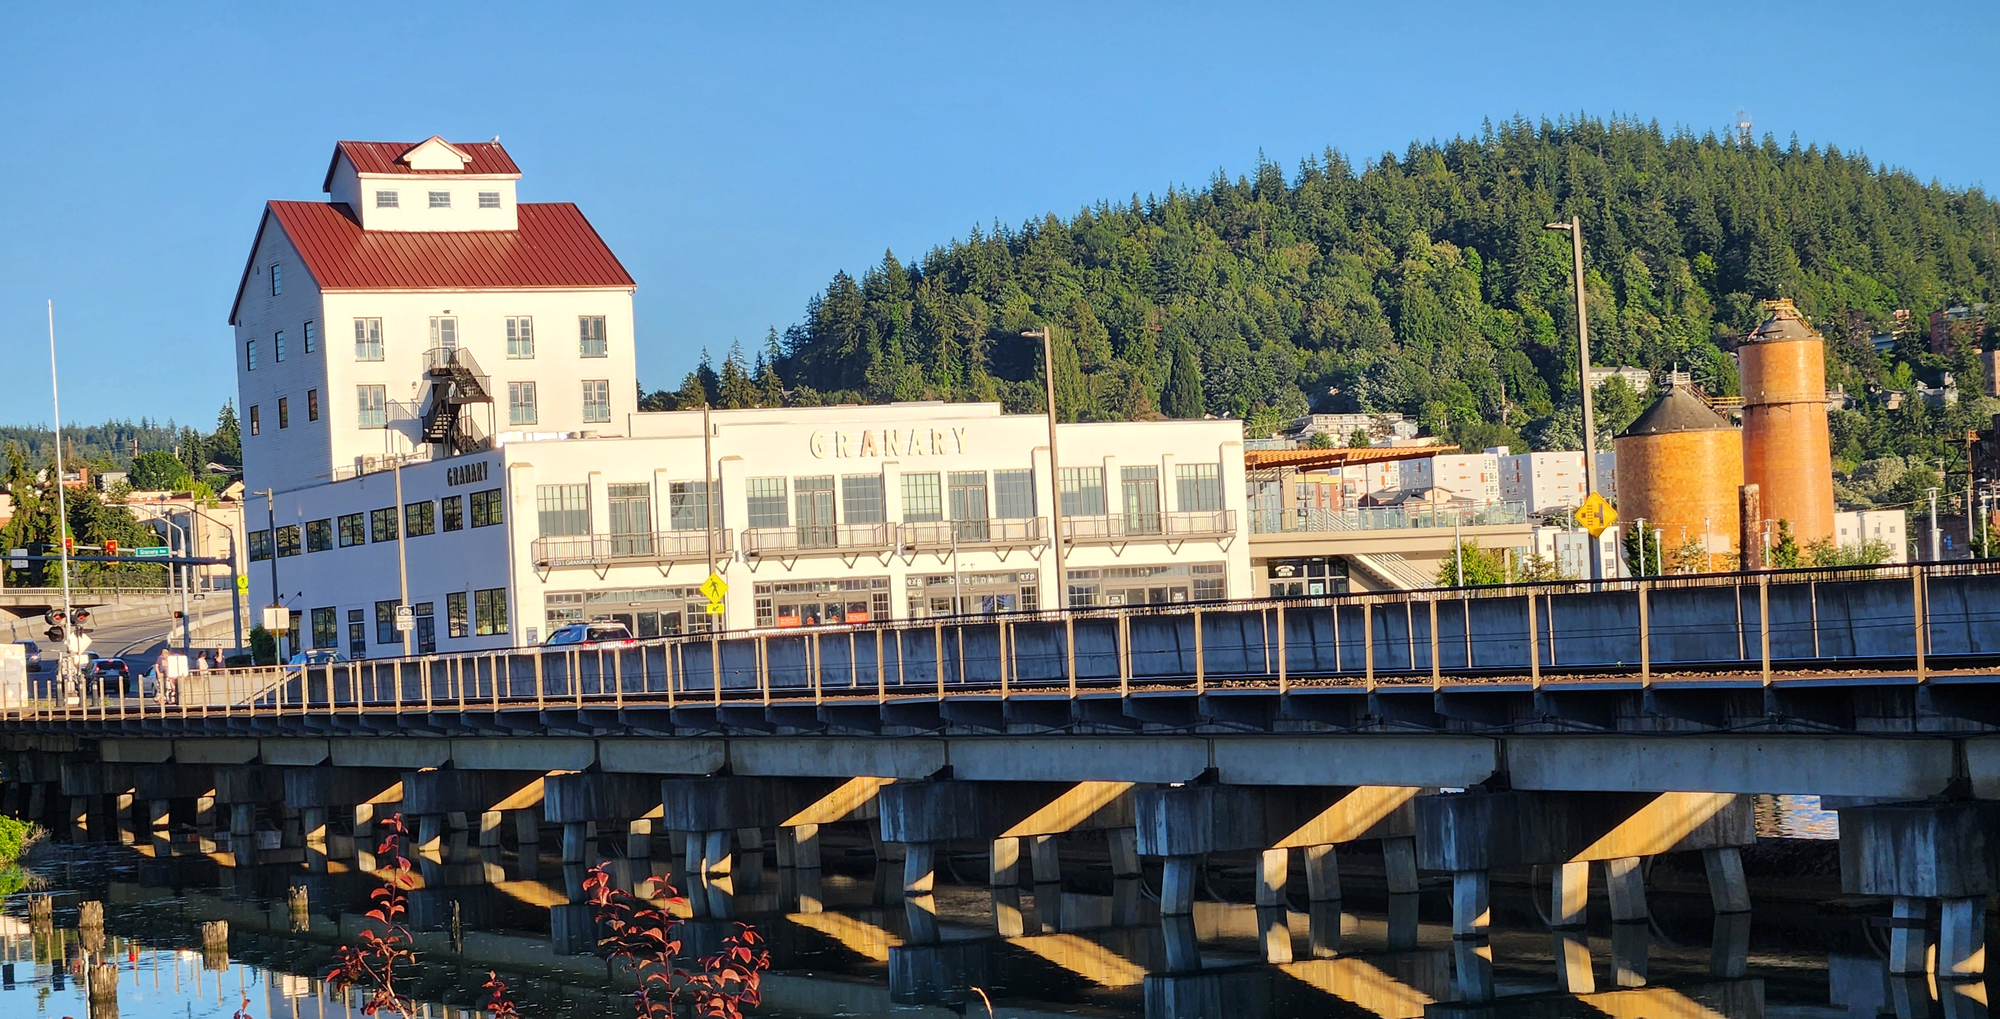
[0,823,1958,1019]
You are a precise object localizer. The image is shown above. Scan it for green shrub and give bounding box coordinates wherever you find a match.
[250,626,278,666]
[0,816,43,865]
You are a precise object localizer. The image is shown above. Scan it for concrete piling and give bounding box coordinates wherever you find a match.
[1302,843,1338,901]
[1029,835,1060,884]
[1255,848,1288,907]
[1160,856,1198,916]
[990,836,1019,886]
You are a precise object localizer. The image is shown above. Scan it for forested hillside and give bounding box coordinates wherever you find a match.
[655,116,2000,485]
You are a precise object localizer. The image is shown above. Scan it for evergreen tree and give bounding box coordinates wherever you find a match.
[209,402,241,468]
[717,343,758,409]
[1161,341,1205,419]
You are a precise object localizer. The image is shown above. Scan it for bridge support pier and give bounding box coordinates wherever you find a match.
[1160,856,1198,916]
[1030,835,1061,884]
[990,836,1019,886]
[791,823,821,869]
[878,779,1137,897]
[514,806,540,847]
[1837,801,1997,979]
[402,769,544,859]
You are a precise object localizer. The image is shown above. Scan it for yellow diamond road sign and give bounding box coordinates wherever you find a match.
[699,573,728,602]
[1574,492,1618,537]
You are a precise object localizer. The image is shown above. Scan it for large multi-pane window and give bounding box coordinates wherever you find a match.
[470,488,504,527]
[478,191,501,209]
[668,481,713,530]
[245,339,258,372]
[948,471,989,538]
[446,591,468,638]
[275,525,301,558]
[311,607,337,649]
[337,512,366,547]
[608,483,653,555]
[304,519,333,553]
[1121,466,1162,534]
[375,190,398,208]
[508,382,537,426]
[274,330,287,363]
[270,263,282,296]
[582,380,611,423]
[370,507,399,543]
[994,469,1036,519]
[303,321,316,354]
[537,484,590,537]
[841,475,885,524]
[579,316,608,357]
[795,476,836,546]
[354,318,384,360]
[248,405,260,436]
[1176,463,1223,512]
[746,478,788,529]
[441,495,463,531]
[357,385,387,428]
[474,588,508,635]
[248,529,273,561]
[506,316,534,358]
[901,473,943,522]
[1058,467,1105,517]
[405,500,435,537]
[429,316,458,350]
[428,190,451,209]
[376,600,401,644]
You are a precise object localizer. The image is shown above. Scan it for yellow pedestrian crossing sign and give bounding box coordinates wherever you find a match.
[237,574,249,594]
[699,574,728,602]
[1574,492,1618,537]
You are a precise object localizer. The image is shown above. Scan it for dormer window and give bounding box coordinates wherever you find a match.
[429,191,451,209]
[376,190,399,208]
[479,192,501,209]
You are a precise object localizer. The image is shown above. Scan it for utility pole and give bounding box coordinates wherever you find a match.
[1023,327,1067,606]
[1545,216,1601,580]
[703,403,720,694]
[47,301,74,681]
[394,454,411,658]
[1965,430,1977,556]
[260,488,280,657]
[1928,486,1942,562]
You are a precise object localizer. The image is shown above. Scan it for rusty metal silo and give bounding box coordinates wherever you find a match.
[1738,299,1835,542]
[1614,385,1743,569]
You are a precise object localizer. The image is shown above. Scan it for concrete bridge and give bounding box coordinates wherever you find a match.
[5,560,2000,1000]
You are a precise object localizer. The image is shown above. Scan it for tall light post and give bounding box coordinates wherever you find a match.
[1927,486,1942,562]
[46,301,75,680]
[1022,327,1066,606]
[259,488,282,657]
[1544,216,1602,580]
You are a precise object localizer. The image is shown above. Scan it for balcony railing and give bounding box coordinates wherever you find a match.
[742,522,895,558]
[898,517,1048,553]
[1251,500,1528,535]
[1061,510,1238,544]
[531,529,734,569]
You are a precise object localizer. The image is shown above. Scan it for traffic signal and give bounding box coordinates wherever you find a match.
[44,625,64,642]
[44,608,65,626]
[72,608,91,631]
[105,539,118,555]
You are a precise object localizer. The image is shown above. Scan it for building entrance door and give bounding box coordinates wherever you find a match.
[608,484,653,557]
[796,477,836,548]
[414,603,436,654]
[1121,467,1161,535]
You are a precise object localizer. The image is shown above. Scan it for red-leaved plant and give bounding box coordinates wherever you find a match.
[483,972,521,1018]
[584,865,770,1019]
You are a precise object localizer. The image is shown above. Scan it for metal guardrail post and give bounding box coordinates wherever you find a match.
[1913,568,1928,682]
[1194,608,1206,695]
[613,648,625,710]
[1428,596,1441,687]
[998,622,1010,700]
[534,651,545,709]
[1526,590,1541,688]
[875,629,886,703]
[1758,573,1772,685]
[1118,614,1132,697]
[1065,617,1078,698]
[1275,604,1286,695]
[1638,581,1651,686]
[1809,580,1821,659]
[934,622,945,699]
[575,650,586,709]
[1364,601,1375,691]
[666,643,679,707]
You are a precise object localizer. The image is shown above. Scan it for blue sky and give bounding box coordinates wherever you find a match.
[2,1,1993,427]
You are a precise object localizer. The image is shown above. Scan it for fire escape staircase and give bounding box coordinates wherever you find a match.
[420,346,494,455]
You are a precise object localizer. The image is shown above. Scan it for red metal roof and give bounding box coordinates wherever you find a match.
[229,201,633,323]
[322,139,521,190]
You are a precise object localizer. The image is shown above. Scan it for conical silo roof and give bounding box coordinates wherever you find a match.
[1746,298,1821,343]
[1616,385,1736,438]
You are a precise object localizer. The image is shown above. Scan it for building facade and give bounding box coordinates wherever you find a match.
[236,140,1250,654]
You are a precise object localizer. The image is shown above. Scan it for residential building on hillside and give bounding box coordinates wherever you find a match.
[1398,453,1500,503]
[1834,509,1907,563]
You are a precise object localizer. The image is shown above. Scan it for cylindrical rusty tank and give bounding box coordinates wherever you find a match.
[1614,386,1743,569]
[1738,299,1835,542]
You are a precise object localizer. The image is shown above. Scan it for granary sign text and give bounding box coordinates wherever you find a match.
[810,426,969,459]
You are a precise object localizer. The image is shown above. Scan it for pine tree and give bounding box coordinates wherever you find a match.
[1162,341,1204,419]
[718,343,758,409]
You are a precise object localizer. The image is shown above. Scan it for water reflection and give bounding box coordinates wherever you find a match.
[1754,794,1839,839]
[0,831,1978,1019]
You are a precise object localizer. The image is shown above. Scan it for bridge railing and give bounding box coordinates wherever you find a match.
[3,558,1993,724]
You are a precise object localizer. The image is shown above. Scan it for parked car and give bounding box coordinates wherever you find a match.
[540,622,636,648]
[14,641,42,673]
[285,649,347,672]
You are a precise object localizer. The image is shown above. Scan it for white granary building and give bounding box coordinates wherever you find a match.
[230,138,1251,655]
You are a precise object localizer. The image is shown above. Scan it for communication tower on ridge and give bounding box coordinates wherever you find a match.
[1735,110,1754,147]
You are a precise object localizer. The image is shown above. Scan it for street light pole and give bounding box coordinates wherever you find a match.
[47,301,75,681]
[394,453,412,658]
[1023,327,1066,607]
[260,488,280,657]
[1927,486,1942,562]
[1545,216,1601,580]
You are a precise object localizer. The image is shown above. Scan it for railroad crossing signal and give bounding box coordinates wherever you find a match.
[1574,492,1618,537]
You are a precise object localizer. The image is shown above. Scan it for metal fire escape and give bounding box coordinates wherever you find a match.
[420,346,493,456]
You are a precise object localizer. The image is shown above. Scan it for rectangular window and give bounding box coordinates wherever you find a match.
[668,481,713,531]
[537,484,590,537]
[248,405,260,436]
[338,512,366,547]
[274,330,287,363]
[441,495,463,531]
[1121,465,1162,534]
[470,488,504,527]
[305,518,333,553]
[447,591,468,638]
[1176,463,1222,512]
[608,483,653,555]
[405,500,435,537]
[795,476,836,545]
[506,316,534,358]
[311,607,337,649]
[901,472,943,522]
[746,477,788,529]
[246,339,258,371]
[994,469,1036,519]
[1059,467,1106,517]
[357,385,387,428]
[248,529,273,561]
[375,190,398,208]
[376,600,401,644]
[841,475,885,524]
[277,397,289,429]
[582,380,611,423]
[508,382,537,426]
[474,588,508,636]
[270,263,282,296]
[579,316,608,357]
[275,524,301,558]
[348,609,366,659]
[303,320,316,353]
[478,191,501,209]
[307,388,320,422]
[354,318,384,360]
[370,507,399,543]
[428,190,451,209]
[429,316,458,350]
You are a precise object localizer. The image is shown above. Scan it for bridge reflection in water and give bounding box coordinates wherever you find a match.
[0,831,1983,1019]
